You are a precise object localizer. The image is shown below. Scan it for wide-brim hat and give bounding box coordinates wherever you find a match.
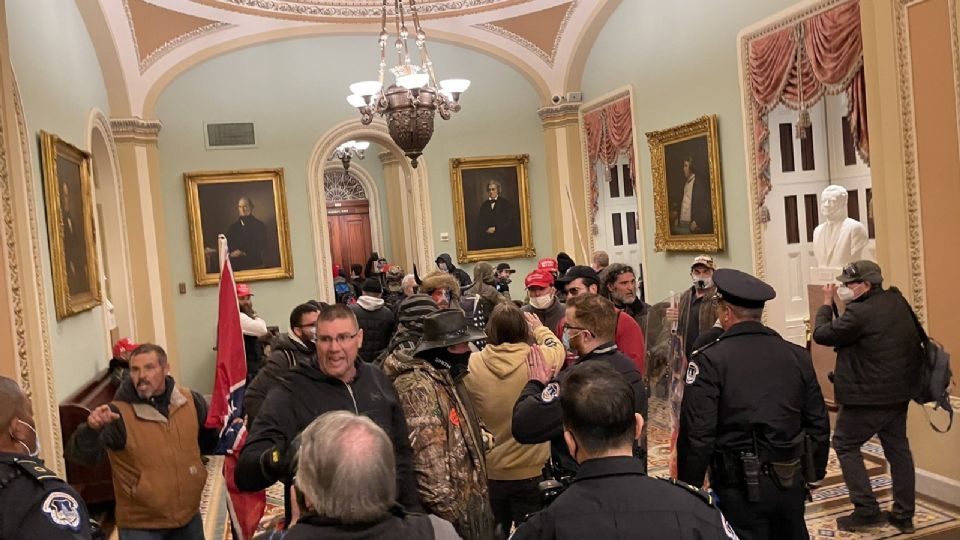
[413,309,485,356]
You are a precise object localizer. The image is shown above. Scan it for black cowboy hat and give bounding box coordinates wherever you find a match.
[413,309,486,356]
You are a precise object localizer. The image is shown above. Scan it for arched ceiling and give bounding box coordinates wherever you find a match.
[81,0,620,116]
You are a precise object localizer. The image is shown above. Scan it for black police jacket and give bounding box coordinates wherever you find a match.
[0,452,92,539]
[512,343,646,477]
[235,360,421,511]
[513,456,738,540]
[813,287,922,405]
[677,321,831,487]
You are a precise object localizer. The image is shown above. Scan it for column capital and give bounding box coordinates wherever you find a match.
[538,102,581,129]
[379,150,400,166]
[110,117,162,144]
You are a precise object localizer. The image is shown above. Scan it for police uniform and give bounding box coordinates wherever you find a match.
[0,452,92,539]
[677,269,830,540]
[512,456,739,539]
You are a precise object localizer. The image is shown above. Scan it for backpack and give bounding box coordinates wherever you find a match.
[334,281,355,305]
[903,294,954,432]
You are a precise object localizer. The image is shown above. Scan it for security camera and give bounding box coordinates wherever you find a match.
[551,94,564,105]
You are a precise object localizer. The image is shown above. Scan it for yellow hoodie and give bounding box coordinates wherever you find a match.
[464,325,565,480]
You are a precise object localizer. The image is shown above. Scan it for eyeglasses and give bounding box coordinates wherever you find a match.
[316,331,360,346]
[562,323,589,334]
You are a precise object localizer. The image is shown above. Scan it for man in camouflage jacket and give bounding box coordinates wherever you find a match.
[383,309,495,540]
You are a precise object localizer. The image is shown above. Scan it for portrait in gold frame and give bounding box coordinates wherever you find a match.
[450,155,536,263]
[40,131,101,320]
[184,168,293,286]
[646,115,725,252]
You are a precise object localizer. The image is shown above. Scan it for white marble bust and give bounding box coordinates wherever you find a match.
[812,185,869,268]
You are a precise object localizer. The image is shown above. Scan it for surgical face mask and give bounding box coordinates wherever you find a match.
[529,294,553,310]
[837,284,861,302]
[438,262,448,272]
[11,418,40,458]
[693,275,713,290]
[562,329,584,352]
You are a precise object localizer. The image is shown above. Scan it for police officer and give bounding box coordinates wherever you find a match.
[0,376,92,539]
[677,269,830,540]
[512,293,646,480]
[514,362,738,539]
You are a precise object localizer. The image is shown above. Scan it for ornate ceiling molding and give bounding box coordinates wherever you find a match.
[111,117,164,144]
[191,0,534,22]
[476,1,576,67]
[537,101,580,128]
[124,0,232,73]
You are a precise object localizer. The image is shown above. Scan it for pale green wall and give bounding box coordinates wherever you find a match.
[6,1,111,400]
[581,0,799,302]
[156,36,549,392]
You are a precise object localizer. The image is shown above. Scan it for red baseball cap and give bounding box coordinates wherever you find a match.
[537,258,559,274]
[236,283,254,297]
[113,337,139,358]
[525,269,554,289]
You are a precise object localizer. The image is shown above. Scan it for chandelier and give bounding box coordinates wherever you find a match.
[329,140,370,171]
[346,0,470,168]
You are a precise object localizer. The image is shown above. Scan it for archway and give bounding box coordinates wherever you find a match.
[308,119,434,298]
[87,109,135,349]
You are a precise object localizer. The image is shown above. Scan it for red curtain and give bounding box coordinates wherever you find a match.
[748,0,866,218]
[583,96,635,230]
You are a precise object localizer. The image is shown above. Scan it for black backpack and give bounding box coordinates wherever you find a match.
[904,295,954,432]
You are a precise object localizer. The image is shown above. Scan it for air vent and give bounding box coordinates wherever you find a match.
[205,122,256,149]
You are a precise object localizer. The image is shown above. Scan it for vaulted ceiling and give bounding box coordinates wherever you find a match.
[80,0,620,116]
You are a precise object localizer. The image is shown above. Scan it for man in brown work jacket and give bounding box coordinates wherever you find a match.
[68,344,218,540]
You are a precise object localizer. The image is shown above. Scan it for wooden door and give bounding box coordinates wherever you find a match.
[327,199,373,273]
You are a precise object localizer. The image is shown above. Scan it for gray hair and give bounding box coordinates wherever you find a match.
[401,273,416,290]
[295,411,396,522]
[130,343,168,367]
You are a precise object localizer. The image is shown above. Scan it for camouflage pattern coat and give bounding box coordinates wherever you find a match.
[385,349,496,540]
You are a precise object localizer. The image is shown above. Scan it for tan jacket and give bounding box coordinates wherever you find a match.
[464,325,565,480]
[108,386,207,529]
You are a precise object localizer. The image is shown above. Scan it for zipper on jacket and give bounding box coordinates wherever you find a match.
[345,383,359,413]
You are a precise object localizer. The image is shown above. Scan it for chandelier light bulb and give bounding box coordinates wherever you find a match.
[439,79,471,93]
[349,80,382,97]
[355,141,371,151]
[397,73,429,90]
[346,94,367,108]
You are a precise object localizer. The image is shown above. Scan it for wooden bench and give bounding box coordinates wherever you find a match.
[59,368,120,505]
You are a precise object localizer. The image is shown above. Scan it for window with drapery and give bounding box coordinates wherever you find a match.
[582,95,636,234]
[747,0,867,222]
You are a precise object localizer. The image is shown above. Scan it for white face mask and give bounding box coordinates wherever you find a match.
[693,275,713,290]
[837,285,856,302]
[529,294,553,310]
[12,419,40,458]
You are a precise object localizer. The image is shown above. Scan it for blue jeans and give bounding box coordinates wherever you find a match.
[119,513,204,540]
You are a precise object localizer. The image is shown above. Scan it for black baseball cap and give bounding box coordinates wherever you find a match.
[556,265,601,286]
[496,263,516,274]
[836,260,883,284]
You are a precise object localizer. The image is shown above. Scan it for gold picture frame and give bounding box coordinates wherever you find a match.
[185,168,293,286]
[40,131,101,320]
[646,115,725,252]
[450,154,536,263]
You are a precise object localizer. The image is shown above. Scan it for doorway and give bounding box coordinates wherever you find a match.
[324,169,374,274]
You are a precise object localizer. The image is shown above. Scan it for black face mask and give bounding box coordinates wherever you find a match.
[427,347,472,378]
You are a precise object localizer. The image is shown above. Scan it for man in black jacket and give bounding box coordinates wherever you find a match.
[436,253,472,288]
[813,261,921,534]
[678,269,830,540]
[236,305,421,518]
[350,278,396,362]
[244,303,320,422]
[513,293,646,479]
[513,363,737,540]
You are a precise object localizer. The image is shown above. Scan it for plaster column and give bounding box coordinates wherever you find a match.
[538,101,589,264]
[380,150,413,272]
[109,118,179,377]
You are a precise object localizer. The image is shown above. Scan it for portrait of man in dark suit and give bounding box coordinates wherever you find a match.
[666,138,714,236]
[59,178,91,296]
[463,168,523,251]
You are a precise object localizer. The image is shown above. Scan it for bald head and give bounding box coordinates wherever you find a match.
[0,376,27,431]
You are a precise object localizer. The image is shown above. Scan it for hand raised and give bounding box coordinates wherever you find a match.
[87,404,120,431]
[665,306,679,322]
[526,344,555,385]
[821,284,836,305]
[523,312,544,332]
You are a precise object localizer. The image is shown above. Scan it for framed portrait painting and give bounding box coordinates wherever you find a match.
[450,155,535,263]
[40,131,101,320]
[184,168,293,285]
[646,115,725,252]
